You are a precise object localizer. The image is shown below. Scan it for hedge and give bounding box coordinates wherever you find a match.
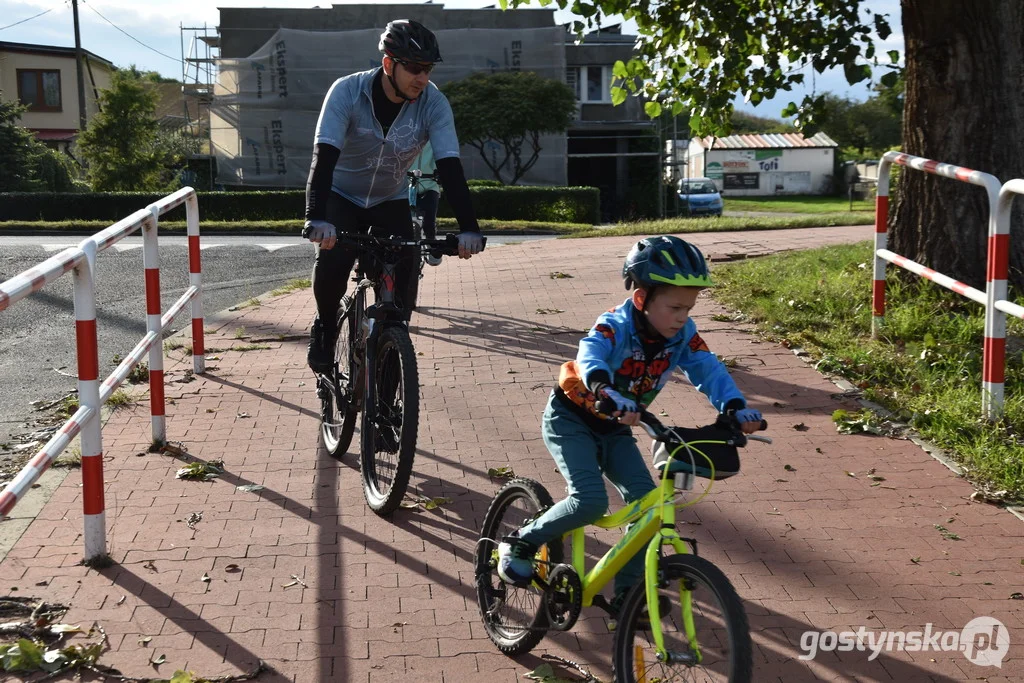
[0,186,600,225]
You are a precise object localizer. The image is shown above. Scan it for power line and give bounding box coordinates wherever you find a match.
[0,5,57,32]
[80,0,182,65]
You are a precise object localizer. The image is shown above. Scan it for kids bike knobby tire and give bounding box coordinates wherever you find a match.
[476,477,564,656]
[612,554,752,683]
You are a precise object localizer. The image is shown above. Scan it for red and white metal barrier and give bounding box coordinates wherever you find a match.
[0,187,204,560]
[994,179,1024,324]
[873,152,1009,420]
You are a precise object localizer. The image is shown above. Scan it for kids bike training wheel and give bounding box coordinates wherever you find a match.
[320,296,359,458]
[360,325,419,515]
[475,477,564,656]
[612,554,752,683]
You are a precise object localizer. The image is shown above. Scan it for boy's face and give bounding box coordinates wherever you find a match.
[634,286,702,338]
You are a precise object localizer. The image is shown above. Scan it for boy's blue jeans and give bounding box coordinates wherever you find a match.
[519,392,657,597]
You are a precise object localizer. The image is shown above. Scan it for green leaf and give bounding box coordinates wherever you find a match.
[887,50,900,64]
[170,671,196,683]
[176,460,224,481]
[17,639,43,669]
[644,101,663,119]
[874,13,892,40]
[612,60,628,78]
[524,663,556,681]
[880,71,899,88]
[695,45,711,68]
[487,466,515,478]
[843,62,872,85]
[610,86,627,106]
[423,496,452,510]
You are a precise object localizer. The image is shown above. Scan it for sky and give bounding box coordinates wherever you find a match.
[2,0,903,121]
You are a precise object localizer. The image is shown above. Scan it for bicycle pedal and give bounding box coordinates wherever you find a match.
[591,594,614,617]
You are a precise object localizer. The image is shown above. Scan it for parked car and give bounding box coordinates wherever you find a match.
[677,177,723,217]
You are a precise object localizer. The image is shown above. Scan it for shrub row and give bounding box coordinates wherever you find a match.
[0,186,600,225]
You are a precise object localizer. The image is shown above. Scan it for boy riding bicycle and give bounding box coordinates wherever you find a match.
[498,236,763,615]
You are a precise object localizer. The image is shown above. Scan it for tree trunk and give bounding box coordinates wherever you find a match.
[894,0,1024,291]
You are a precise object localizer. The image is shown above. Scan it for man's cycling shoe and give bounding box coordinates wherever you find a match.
[497,535,537,587]
[307,317,335,373]
[425,254,442,267]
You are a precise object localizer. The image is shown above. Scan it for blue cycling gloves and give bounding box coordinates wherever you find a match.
[732,407,763,424]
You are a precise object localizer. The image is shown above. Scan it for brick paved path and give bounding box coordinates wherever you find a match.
[2,226,1021,682]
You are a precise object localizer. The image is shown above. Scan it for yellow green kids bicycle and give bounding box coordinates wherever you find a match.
[475,410,769,682]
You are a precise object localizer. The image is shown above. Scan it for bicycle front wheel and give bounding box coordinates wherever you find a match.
[320,295,359,458]
[613,554,752,683]
[360,324,418,515]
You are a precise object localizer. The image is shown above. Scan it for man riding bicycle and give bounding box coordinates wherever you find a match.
[302,19,485,373]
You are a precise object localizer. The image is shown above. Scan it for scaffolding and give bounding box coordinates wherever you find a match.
[179,23,219,148]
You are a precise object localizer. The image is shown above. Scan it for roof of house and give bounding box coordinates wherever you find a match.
[695,132,838,149]
[0,41,114,68]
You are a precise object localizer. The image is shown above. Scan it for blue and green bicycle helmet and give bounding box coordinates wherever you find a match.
[623,235,714,290]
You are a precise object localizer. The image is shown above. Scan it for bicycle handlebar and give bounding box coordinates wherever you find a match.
[335,232,486,258]
[596,397,770,447]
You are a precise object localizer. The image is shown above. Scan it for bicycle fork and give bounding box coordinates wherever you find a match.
[644,476,703,666]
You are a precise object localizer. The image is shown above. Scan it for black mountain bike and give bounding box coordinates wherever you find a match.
[316,231,483,515]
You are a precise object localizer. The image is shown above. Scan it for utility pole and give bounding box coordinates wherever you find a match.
[72,0,88,131]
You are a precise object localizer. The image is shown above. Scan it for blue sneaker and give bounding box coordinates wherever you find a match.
[497,535,537,587]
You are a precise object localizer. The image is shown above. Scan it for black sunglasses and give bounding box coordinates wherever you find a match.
[395,60,434,76]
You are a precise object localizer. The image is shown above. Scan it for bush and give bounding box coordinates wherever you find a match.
[439,186,599,224]
[0,185,601,225]
[467,179,504,187]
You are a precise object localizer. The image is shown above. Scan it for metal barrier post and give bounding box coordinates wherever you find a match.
[143,208,166,446]
[872,151,1004,420]
[72,239,107,560]
[872,163,891,337]
[187,192,206,374]
[989,179,1024,417]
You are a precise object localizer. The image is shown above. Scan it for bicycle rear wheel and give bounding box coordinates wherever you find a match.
[613,554,752,683]
[360,324,418,515]
[476,478,564,656]
[319,295,360,457]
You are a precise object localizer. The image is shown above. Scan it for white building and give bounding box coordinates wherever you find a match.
[673,132,838,196]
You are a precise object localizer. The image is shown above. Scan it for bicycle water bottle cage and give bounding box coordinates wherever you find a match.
[652,424,741,480]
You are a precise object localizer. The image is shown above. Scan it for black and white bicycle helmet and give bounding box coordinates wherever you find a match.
[379,20,442,64]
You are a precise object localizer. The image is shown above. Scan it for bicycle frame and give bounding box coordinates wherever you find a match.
[562,443,721,664]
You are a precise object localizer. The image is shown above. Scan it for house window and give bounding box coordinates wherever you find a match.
[17,69,62,112]
[566,66,612,104]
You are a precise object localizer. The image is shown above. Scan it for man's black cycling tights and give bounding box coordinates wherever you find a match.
[312,192,418,332]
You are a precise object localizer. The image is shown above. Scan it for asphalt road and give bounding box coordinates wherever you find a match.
[0,234,546,452]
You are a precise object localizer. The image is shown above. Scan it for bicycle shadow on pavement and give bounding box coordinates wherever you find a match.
[412,306,584,365]
[199,372,320,421]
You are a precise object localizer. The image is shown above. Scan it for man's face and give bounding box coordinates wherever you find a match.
[386,57,432,98]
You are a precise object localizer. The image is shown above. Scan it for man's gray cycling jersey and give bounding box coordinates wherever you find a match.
[314,68,461,209]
